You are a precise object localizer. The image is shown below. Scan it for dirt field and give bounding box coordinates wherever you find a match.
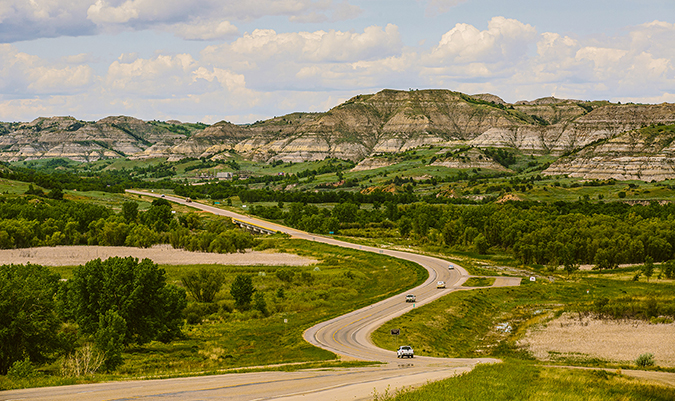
[0,245,318,266]
[518,313,675,367]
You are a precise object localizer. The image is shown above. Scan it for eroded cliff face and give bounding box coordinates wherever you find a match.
[0,116,188,162]
[1,90,674,180]
[544,124,675,181]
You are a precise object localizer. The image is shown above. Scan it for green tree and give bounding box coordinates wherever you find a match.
[181,268,225,303]
[66,257,186,346]
[230,274,255,310]
[122,201,138,223]
[0,263,61,374]
[398,216,412,237]
[95,310,126,372]
[663,260,675,279]
[48,187,64,200]
[642,256,654,282]
[254,292,268,316]
[473,234,489,254]
[124,224,157,248]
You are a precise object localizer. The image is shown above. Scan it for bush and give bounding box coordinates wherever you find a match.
[618,191,626,198]
[181,268,226,303]
[7,358,37,379]
[276,268,295,283]
[635,352,655,367]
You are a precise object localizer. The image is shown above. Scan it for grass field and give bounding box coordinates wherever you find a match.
[373,361,675,401]
[372,274,675,361]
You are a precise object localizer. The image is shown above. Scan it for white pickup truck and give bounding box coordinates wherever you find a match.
[397,345,414,358]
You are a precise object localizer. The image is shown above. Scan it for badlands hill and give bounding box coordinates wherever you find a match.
[1,89,675,180]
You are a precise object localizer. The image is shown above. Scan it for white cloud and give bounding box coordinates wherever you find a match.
[205,24,401,64]
[87,0,139,24]
[1,0,362,42]
[426,16,536,66]
[168,19,239,41]
[0,44,95,95]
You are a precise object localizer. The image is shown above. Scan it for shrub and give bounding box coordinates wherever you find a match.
[276,268,295,283]
[61,344,104,377]
[635,352,655,367]
[7,358,37,379]
[618,191,626,198]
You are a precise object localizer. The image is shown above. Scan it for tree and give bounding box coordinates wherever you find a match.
[642,256,654,282]
[48,187,64,200]
[230,274,255,310]
[254,292,268,316]
[122,201,138,223]
[95,310,126,372]
[663,260,675,279]
[66,257,186,346]
[181,268,225,303]
[0,263,61,374]
[564,260,579,277]
[473,234,489,254]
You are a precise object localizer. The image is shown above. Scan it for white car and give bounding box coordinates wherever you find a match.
[437,281,446,289]
[448,265,454,270]
[405,294,416,303]
[397,345,414,358]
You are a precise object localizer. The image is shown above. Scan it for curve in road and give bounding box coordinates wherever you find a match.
[1,191,504,401]
[128,191,488,363]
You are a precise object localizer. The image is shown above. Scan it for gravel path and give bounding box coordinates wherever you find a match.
[0,245,318,266]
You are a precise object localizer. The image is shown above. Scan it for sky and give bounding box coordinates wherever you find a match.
[0,0,674,124]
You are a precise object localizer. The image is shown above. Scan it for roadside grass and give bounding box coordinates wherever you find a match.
[462,277,496,287]
[372,361,675,401]
[372,276,675,361]
[1,239,426,390]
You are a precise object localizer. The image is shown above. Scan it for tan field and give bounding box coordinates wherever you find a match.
[0,245,318,267]
[519,313,675,367]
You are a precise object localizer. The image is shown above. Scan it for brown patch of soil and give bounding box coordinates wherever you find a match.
[518,313,675,367]
[0,245,318,266]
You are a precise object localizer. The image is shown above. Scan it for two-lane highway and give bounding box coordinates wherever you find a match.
[2,191,502,401]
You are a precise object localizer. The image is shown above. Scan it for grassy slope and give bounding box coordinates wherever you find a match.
[374,362,675,401]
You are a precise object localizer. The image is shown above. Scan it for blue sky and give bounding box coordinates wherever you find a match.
[1,0,673,123]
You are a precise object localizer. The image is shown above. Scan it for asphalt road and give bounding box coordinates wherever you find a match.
[1,191,503,401]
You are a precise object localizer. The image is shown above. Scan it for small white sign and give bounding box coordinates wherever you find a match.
[284,319,288,323]
[530,276,536,282]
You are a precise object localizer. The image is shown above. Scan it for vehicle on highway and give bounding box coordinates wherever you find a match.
[436,281,446,289]
[186,197,192,203]
[161,194,165,197]
[405,294,416,303]
[397,345,414,358]
[448,265,454,270]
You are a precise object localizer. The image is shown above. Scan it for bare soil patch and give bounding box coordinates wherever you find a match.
[0,245,318,266]
[518,313,675,367]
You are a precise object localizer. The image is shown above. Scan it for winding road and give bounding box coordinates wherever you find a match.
[2,192,510,401]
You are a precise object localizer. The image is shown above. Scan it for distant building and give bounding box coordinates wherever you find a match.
[217,172,233,180]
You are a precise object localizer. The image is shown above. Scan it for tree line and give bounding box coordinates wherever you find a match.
[251,198,675,269]
[0,196,257,253]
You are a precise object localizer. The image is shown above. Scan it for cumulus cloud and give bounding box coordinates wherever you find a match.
[0,44,95,95]
[205,24,401,64]
[427,17,536,66]
[0,0,96,42]
[0,0,362,42]
[168,19,239,41]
